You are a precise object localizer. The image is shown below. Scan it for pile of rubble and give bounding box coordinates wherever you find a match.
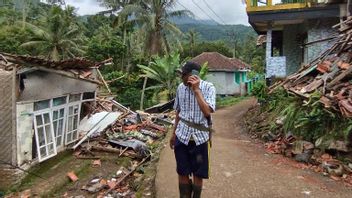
[67,97,174,197]
[244,107,352,187]
[263,134,352,186]
[273,17,352,117]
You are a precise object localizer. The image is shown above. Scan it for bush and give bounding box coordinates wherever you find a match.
[251,80,268,102]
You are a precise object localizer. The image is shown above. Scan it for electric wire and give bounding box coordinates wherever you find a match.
[201,0,226,25]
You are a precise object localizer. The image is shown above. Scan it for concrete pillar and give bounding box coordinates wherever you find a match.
[266,28,272,59]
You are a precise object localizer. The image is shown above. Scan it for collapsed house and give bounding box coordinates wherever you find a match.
[245,0,348,79]
[0,53,173,195]
[0,53,105,187]
[275,17,352,117]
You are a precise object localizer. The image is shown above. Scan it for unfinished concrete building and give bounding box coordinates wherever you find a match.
[0,53,102,188]
[245,0,348,78]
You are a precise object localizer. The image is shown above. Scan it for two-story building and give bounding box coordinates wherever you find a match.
[245,0,347,79]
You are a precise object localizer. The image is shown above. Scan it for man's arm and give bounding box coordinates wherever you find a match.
[170,111,180,149]
[188,76,213,117]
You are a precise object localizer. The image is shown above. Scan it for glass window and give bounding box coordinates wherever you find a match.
[53,96,67,106]
[82,92,95,100]
[69,94,81,102]
[34,111,57,162]
[34,100,50,111]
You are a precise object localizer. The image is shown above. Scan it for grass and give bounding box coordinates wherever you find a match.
[216,96,248,108]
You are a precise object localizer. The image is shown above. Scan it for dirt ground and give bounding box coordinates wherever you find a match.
[155,98,352,198]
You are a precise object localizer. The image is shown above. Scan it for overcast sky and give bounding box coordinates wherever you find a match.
[65,0,249,25]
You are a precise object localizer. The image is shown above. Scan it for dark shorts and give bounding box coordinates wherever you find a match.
[174,137,210,179]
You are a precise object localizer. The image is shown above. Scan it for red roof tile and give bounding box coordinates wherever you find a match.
[190,52,250,71]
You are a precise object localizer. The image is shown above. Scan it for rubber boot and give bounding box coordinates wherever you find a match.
[192,184,202,198]
[179,183,192,198]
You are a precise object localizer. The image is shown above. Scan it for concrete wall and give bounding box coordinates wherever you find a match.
[0,70,15,164]
[283,24,303,75]
[206,71,240,95]
[19,71,98,102]
[16,103,34,166]
[267,57,287,78]
[266,29,287,78]
[0,70,18,190]
[306,18,339,62]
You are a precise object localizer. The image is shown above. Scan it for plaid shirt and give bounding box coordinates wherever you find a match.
[174,80,216,145]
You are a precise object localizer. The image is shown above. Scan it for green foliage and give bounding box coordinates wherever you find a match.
[21,5,87,60]
[103,71,155,110]
[0,26,31,54]
[114,0,191,55]
[236,35,265,74]
[251,80,268,101]
[138,52,182,100]
[216,96,247,108]
[177,23,255,44]
[199,62,208,80]
[181,41,232,59]
[264,88,352,143]
[86,32,126,71]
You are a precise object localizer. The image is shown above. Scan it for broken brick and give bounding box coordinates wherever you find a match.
[67,171,79,182]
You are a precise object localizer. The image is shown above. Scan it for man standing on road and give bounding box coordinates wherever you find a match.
[170,61,216,198]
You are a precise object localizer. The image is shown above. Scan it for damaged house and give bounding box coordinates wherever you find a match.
[245,0,349,79]
[0,53,104,187]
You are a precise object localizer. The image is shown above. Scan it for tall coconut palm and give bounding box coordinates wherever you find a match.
[185,29,200,57]
[21,5,86,60]
[117,0,192,56]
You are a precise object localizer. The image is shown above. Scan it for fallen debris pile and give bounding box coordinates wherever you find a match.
[69,98,174,197]
[273,17,352,117]
[244,106,352,187]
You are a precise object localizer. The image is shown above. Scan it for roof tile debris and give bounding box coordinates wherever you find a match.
[0,52,97,70]
[272,17,352,117]
[190,52,251,71]
[0,52,108,84]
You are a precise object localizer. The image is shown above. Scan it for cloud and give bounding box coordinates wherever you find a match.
[65,0,106,15]
[64,0,249,25]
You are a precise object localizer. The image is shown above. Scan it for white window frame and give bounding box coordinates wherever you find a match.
[33,110,57,162]
[51,96,68,150]
[65,94,82,145]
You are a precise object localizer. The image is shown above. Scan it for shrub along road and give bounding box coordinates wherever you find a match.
[155,98,352,198]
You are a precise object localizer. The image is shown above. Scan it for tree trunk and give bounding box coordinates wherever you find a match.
[140,76,148,110]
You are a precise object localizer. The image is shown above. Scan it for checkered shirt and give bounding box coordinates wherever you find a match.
[173,80,216,145]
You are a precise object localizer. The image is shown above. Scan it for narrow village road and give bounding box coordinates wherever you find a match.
[155,98,352,198]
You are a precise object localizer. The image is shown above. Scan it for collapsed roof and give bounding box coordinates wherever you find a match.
[274,17,352,117]
[0,52,111,84]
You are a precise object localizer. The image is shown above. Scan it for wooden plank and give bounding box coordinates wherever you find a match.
[97,68,112,94]
[327,66,352,89]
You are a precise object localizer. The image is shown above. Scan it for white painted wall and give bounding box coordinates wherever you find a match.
[206,71,240,95]
[16,103,34,166]
[19,71,98,102]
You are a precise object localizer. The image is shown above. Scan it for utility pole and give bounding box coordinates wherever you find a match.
[227,30,237,58]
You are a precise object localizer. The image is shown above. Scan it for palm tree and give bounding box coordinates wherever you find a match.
[117,0,192,56]
[185,29,199,57]
[21,5,86,60]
